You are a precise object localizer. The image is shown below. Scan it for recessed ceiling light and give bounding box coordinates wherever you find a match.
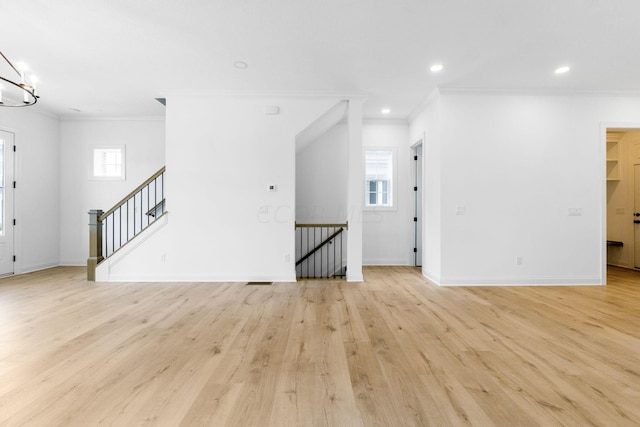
[430,64,444,72]
[381,108,391,114]
[234,61,248,69]
[555,66,570,74]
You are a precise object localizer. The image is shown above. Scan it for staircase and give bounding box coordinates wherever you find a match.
[295,223,347,279]
[87,167,165,280]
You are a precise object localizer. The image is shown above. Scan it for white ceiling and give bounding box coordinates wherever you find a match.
[2,0,640,119]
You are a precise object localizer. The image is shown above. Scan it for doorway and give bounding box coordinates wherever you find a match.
[604,125,640,283]
[0,130,15,276]
[634,164,640,269]
[411,140,423,267]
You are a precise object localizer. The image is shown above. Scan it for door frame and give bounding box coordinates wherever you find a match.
[411,134,424,267]
[601,122,640,285]
[0,128,16,276]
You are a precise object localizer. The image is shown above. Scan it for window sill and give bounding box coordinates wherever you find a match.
[364,205,397,212]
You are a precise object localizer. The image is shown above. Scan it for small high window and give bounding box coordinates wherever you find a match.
[365,149,394,208]
[92,146,125,180]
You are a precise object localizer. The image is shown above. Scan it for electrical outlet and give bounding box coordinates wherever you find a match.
[284,254,290,262]
[568,208,582,216]
[516,256,523,265]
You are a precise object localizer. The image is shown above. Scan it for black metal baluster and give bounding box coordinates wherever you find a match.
[138,190,142,234]
[147,184,151,222]
[320,227,323,278]
[118,207,121,250]
[111,214,115,256]
[340,230,343,277]
[102,220,107,258]
[332,227,335,278]
[126,199,129,242]
[309,226,312,278]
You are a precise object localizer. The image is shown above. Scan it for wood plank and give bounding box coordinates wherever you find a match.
[1,266,640,425]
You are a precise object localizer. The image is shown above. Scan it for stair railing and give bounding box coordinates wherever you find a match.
[295,222,347,279]
[87,166,166,280]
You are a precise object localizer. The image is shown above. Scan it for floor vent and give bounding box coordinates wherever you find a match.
[246,281,272,285]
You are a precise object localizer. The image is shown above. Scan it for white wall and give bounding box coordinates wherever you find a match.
[409,94,442,281]
[0,107,60,273]
[59,118,165,265]
[100,95,350,281]
[362,120,412,265]
[295,119,412,266]
[296,124,348,223]
[411,90,640,285]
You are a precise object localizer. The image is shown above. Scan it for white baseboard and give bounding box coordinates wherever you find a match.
[363,259,411,266]
[16,262,61,275]
[438,275,603,286]
[101,273,297,283]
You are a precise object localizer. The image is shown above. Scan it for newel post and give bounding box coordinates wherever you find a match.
[87,209,104,281]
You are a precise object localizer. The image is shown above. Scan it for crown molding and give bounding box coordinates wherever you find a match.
[162,89,368,101]
[407,87,640,123]
[436,87,640,97]
[59,115,166,122]
[0,102,59,121]
[407,89,441,123]
[362,117,409,125]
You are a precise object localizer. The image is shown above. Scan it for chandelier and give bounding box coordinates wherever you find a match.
[0,51,39,107]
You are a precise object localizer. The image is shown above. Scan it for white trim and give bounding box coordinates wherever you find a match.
[422,268,441,285]
[407,89,441,123]
[362,117,409,125]
[15,262,61,275]
[162,90,368,101]
[101,274,298,283]
[437,87,640,98]
[60,115,165,122]
[364,147,397,211]
[347,271,364,282]
[409,88,640,125]
[23,105,59,120]
[59,262,86,267]
[363,261,411,266]
[437,276,603,286]
[410,133,424,149]
[0,129,16,276]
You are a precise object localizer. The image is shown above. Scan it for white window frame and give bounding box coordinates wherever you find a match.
[364,147,397,210]
[90,145,126,180]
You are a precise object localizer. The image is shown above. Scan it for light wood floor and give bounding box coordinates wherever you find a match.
[1,266,640,426]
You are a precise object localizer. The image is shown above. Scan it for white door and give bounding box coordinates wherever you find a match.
[0,130,14,276]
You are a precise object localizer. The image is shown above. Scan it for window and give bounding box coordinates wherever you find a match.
[365,149,394,208]
[92,146,125,180]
